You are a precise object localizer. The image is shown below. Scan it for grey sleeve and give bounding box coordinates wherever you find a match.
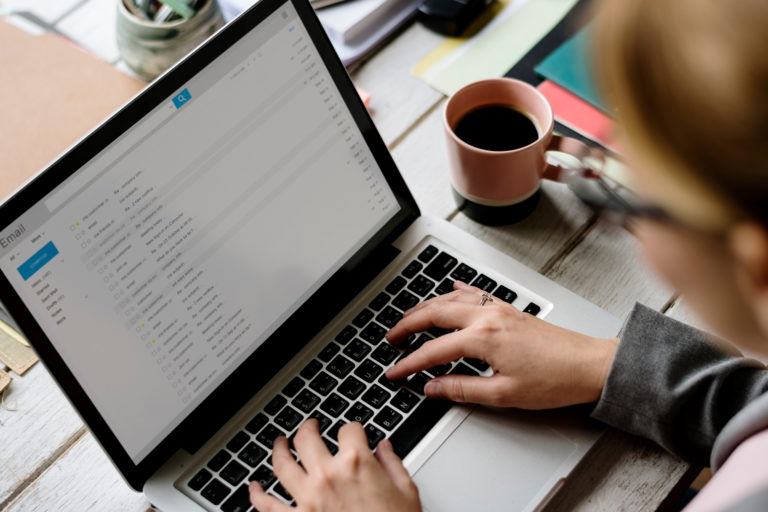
[591,303,768,466]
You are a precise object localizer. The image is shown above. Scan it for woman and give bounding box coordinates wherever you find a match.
[248,0,768,510]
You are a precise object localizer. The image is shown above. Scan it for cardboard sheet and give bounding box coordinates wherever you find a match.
[0,18,144,201]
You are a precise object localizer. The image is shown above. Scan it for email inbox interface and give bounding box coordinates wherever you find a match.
[0,4,397,463]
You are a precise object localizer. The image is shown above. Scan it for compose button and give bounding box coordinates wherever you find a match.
[18,241,59,281]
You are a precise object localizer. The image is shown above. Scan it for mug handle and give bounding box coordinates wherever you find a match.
[541,135,606,182]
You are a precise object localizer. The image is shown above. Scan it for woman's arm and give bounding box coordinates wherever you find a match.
[592,303,768,466]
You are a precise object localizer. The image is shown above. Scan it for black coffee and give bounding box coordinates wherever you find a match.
[453,104,539,152]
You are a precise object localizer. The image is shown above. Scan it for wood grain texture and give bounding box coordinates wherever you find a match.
[4,433,150,512]
[351,24,443,147]
[0,363,84,507]
[543,429,696,512]
[546,220,673,320]
[390,100,457,219]
[450,181,594,271]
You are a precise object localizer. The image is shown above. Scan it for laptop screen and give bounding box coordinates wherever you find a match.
[0,2,398,464]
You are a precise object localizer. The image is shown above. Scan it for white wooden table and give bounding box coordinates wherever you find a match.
[0,1,697,510]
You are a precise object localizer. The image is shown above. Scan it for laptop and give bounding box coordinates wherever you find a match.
[0,0,622,510]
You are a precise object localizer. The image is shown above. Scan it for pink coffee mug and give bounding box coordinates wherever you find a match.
[444,78,598,225]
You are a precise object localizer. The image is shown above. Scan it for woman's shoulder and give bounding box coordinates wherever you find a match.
[685,429,768,512]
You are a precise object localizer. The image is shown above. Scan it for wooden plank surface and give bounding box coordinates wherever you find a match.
[0,363,84,508]
[3,433,149,512]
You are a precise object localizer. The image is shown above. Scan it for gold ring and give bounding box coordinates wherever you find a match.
[479,292,494,306]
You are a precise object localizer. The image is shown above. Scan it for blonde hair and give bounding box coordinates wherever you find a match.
[593,0,768,225]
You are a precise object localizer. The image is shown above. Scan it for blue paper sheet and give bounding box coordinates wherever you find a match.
[534,27,610,113]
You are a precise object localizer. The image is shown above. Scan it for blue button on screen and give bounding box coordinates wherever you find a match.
[172,88,192,109]
[18,241,59,281]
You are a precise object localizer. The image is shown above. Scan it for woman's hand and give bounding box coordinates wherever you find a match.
[385,281,618,409]
[249,420,421,512]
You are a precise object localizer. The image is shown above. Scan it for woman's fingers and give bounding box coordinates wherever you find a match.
[249,482,293,512]
[374,439,413,492]
[424,375,509,406]
[270,437,307,498]
[385,330,478,380]
[386,302,480,344]
[337,422,370,453]
[293,419,332,470]
[402,287,479,317]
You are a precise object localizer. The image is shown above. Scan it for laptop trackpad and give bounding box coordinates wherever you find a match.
[413,408,578,512]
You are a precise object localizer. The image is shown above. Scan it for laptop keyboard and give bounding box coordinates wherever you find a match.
[186,244,544,511]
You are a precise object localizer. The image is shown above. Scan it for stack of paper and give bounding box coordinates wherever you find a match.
[219,0,421,67]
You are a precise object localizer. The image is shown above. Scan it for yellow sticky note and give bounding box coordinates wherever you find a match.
[414,0,578,96]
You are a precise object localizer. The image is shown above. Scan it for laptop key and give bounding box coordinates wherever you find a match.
[359,322,387,344]
[220,484,250,512]
[327,355,355,378]
[282,377,305,398]
[220,460,249,486]
[273,482,293,502]
[391,388,419,413]
[208,450,231,472]
[323,437,339,455]
[309,371,338,395]
[338,375,366,400]
[249,465,276,489]
[471,274,497,292]
[385,276,407,295]
[188,468,212,491]
[427,327,453,338]
[378,374,402,392]
[344,402,374,423]
[292,389,321,413]
[335,325,357,345]
[275,406,303,431]
[401,260,423,279]
[320,393,350,417]
[389,400,453,459]
[238,442,267,468]
[524,302,541,316]
[370,343,399,366]
[364,424,386,449]
[425,363,452,377]
[201,478,230,505]
[391,290,419,311]
[264,395,287,416]
[318,342,340,363]
[300,360,323,380]
[417,245,438,263]
[226,431,249,453]
[309,410,333,433]
[374,406,403,431]
[423,252,458,281]
[464,358,490,372]
[408,333,433,351]
[327,420,347,441]
[256,424,285,449]
[406,373,430,395]
[354,360,383,382]
[352,309,374,328]
[450,263,478,283]
[375,306,403,328]
[342,338,371,362]
[435,278,454,295]
[492,285,517,304]
[450,362,480,376]
[361,384,390,408]
[369,292,390,311]
[407,275,436,297]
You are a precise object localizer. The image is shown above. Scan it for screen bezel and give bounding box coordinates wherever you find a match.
[0,0,419,490]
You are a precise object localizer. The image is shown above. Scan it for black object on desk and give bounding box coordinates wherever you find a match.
[418,0,493,36]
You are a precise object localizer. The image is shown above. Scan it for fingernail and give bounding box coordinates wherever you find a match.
[379,438,392,450]
[454,280,468,289]
[424,380,441,395]
[249,481,262,493]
